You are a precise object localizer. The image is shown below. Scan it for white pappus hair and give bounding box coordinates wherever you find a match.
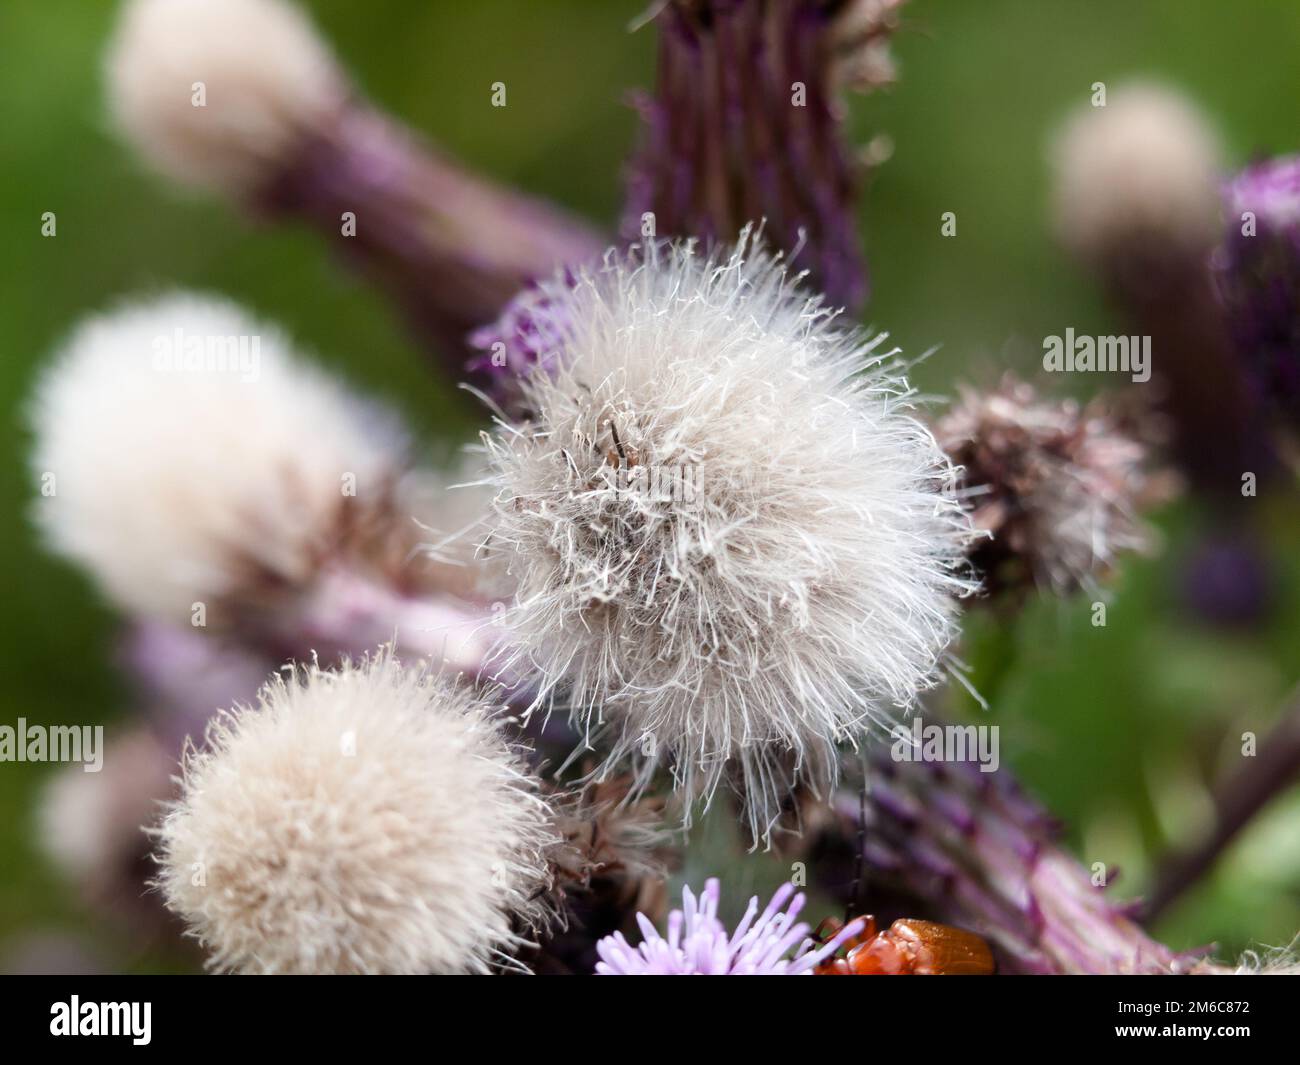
[155,652,557,974]
[481,231,975,842]
[30,291,410,627]
[106,0,346,196]
[1049,82,1225,264]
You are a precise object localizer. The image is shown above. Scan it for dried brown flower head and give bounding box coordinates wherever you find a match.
[935,376,1163,598]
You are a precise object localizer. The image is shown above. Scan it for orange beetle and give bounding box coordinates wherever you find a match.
[813,915,995,975]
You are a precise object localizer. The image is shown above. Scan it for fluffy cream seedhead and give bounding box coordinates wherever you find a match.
[1050,83,1224,269]
[156,652,556,974]
[106,0,347,195]
[30,291,411,627]
[483,232,974,841]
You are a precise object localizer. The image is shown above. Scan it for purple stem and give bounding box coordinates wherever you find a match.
[623,0,885,311]
[255,103,605,386]
[831,752,1199,974]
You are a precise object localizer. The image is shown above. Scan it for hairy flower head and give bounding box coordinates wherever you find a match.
[1050,84,1224,275]
[107,0,347,195]
[934,376,1159,597]
[29,292,454,636]
[482,232,974,841]
[155,652,556,973]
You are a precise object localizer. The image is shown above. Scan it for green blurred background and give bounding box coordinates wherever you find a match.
[1,0,1297,971]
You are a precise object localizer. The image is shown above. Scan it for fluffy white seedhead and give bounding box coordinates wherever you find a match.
[1050,83,1224,265]
[483,232,974,840]
[30,292,409,626]
[107,0,347,195]
[156,653,556,974]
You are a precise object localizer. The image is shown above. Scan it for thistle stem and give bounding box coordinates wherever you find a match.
[257,103,604,385]
[625,0,901,310]
[821,746,1199,973]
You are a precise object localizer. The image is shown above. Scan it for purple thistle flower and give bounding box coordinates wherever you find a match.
[594,878,863,975]
[1214,154,1300,426]
[466,270,579,408]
